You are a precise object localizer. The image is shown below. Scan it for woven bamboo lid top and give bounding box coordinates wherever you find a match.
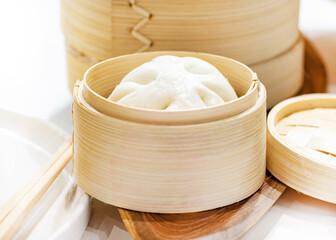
[269,94,336,166]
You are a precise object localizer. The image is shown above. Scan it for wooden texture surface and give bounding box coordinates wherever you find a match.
[300,38,327,94]
[116,38,327,240]
[119,173,285,240]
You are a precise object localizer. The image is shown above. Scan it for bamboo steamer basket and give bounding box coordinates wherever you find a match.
[251,37,304,109]
[72,51,267,213]
[267,94,336,204]
[62,0,300,89]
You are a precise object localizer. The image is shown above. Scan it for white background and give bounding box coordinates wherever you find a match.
[0,0,335,239]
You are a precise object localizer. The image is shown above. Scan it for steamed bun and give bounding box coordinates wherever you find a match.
[108,55,237,110]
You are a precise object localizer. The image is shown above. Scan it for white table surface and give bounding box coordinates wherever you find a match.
[0,0,335,239]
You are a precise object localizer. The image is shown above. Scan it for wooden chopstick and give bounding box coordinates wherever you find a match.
[0,139,73,239]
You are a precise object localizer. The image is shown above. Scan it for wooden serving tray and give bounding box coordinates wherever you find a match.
[116,38,327,240]
[119,173,285,240]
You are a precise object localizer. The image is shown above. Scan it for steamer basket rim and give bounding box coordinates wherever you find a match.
[80,51,263,125]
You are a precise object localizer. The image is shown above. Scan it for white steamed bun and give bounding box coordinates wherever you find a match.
[108,55,237,110]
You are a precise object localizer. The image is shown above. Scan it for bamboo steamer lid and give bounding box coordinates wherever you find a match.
[267,94,336,204]
[251,37,304,109]
[61,0,300,87]
[72,51,267,213]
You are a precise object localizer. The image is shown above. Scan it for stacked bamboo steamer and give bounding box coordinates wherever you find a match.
[62,0,302,108]
[72,51,267,213]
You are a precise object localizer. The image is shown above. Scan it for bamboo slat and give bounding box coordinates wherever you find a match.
[72,51,267,213]
[267,94,336,204]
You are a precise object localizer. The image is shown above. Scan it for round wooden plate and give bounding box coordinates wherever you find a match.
[117,38,327,240]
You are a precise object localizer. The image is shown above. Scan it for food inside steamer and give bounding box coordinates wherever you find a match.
[108,55,238,110]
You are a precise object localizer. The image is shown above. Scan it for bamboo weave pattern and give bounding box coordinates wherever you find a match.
[129,0,153,52]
